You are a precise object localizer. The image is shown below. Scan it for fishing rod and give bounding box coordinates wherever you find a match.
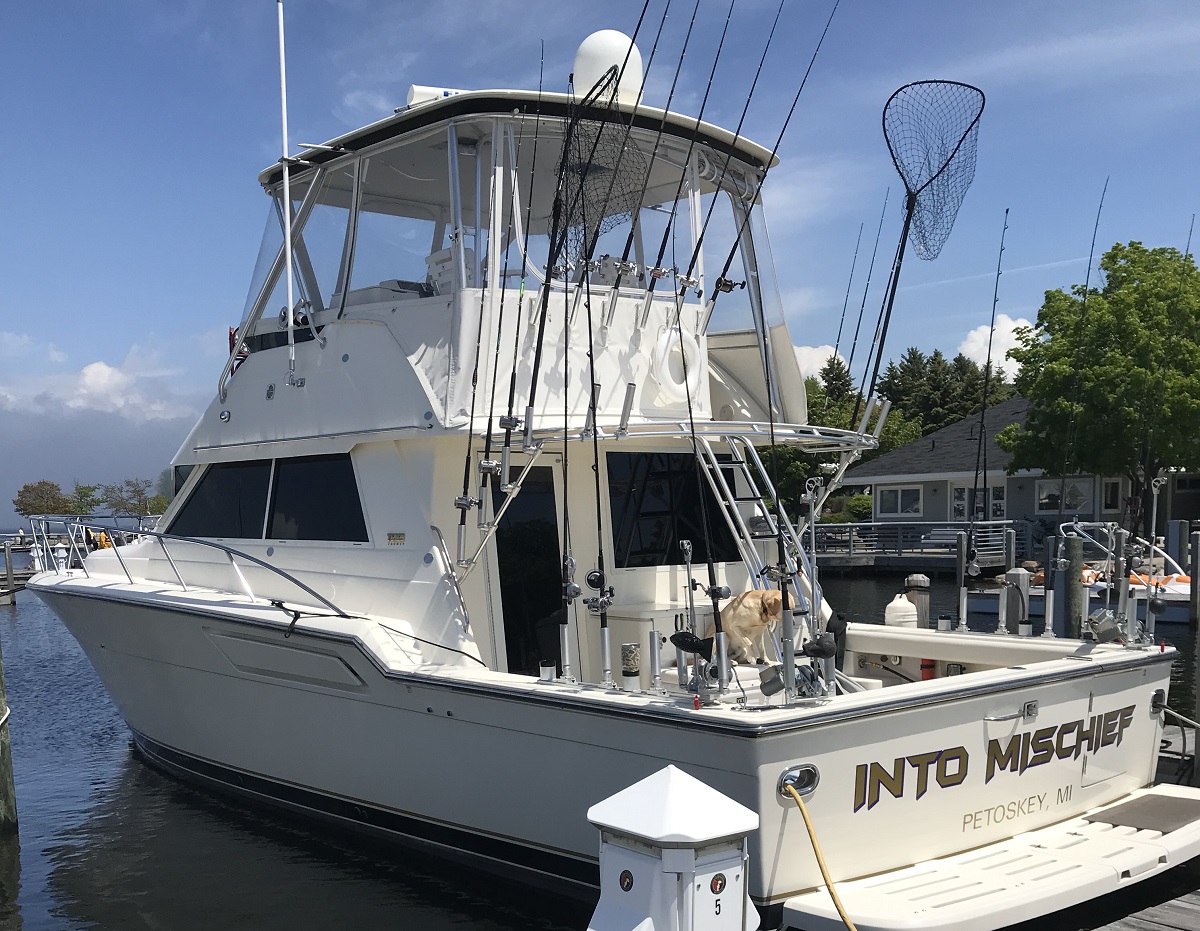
[702,0,840,326]
[637,0,739,327]
[275,0,298,387]
[477,116,530,528]
[847,189,888,376]
[968,208,1008,590]
[1055,177,1108,528]
[597,0,703,315]
[522,3,655,451]
[668,0,789,332]
[499,43,545,489]
[834,223,864,358]
[563,0,674,299]
[576,178,617,687]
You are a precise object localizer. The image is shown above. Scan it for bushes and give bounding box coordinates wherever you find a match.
[819,493,872,523]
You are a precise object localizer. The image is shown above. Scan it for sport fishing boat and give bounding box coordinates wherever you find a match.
[28,29,1200,931]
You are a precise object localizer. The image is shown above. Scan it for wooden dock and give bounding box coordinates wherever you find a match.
[1098,891,1200,930]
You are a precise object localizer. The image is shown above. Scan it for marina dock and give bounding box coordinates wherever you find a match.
[1101,892,1200,931]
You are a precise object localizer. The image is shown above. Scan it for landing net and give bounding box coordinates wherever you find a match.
[883,81,985,260]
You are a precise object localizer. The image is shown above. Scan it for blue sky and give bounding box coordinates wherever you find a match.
[2,1,1198,528]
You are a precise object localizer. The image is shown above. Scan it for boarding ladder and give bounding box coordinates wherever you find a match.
[695,435,813,604]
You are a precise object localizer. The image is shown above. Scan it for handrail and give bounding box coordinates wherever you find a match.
[29,517,350,619]
[430,525,471,630]
[1133,535,1188,577]
[815,520,1013,559]
[218,165,328,402]
[490,418,879,453]
[1056,521,1188,578]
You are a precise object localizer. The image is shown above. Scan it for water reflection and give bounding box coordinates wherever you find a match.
[46,756,588,931]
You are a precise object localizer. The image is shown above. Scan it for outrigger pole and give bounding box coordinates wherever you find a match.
[276,0,297,386]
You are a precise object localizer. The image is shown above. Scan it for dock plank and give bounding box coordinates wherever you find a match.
[1096,890,1200,930]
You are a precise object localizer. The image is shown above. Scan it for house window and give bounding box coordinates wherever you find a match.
[990,485,1006,520]
[878,486,922,516]
[1036,477,1092,514]
[1176,475,1200,492]
[1102,479,1122,512]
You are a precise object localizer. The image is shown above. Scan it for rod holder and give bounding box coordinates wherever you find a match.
[616,382,636,438]
[558,622,575,682]
[600,625,614,688]
[714,631,731,690]
[781,610,796,699]
[648,629,663,692]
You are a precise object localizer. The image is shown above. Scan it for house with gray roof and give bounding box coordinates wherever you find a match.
[843,396,1132,529]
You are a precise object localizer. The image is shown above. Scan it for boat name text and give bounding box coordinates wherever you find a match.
[852,703,1136,812]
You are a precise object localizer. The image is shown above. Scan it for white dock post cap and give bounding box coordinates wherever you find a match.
[573,31,644,107]
[587,765,758,847]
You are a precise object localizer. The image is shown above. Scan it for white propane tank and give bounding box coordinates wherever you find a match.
[884,593,919,627]
[573,30,644,105]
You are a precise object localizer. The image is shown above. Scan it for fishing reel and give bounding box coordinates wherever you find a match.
[583,568,614,614]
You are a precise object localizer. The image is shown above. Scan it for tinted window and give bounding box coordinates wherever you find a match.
[267,454,368,542]
[168,461,271,538]
[607,452,740,568]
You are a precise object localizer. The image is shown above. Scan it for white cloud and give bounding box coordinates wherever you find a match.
[0,332,33,356]
[47,344,66,364]
[957,313,1032,369]
[794,344,841,378]
[0,345,203,422]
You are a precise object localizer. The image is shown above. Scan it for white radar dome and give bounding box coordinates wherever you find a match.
[573,30,644,106]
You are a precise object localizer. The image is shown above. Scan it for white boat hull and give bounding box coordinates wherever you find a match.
[34,579,1176,923]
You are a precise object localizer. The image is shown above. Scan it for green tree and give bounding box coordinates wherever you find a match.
[146,494,171,515]
[877,347,929,415]
[101,478,155,516]
[13,481,73,517]
[1002,241,1200,534]
[68,482,102,516]
[156,468,174,501]
[878,347,1013,434]
[818,354,854,403]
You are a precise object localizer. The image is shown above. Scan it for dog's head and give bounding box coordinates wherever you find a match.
[760,589,792,622]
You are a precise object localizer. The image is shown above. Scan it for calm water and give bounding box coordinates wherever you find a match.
[0,568,1196,930]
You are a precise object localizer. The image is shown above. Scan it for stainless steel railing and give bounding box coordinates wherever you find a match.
[814,520,1014,561]
[28,516,350,618]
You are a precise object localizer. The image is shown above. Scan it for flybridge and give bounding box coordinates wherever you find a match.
[211,49,808,444]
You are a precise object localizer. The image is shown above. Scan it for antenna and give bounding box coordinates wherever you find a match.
[277,0,297,385]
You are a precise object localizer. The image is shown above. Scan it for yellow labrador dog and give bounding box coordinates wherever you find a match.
[704,589,793,664]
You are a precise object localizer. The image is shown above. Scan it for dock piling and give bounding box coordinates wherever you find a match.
[0,630,16,833]
[1064,534,1084,639]
[0,544,12,607]
[1190,531,1199,628]
[904,573,930,628]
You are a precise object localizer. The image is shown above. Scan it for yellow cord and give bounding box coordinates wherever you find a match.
[784,784,859,931]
